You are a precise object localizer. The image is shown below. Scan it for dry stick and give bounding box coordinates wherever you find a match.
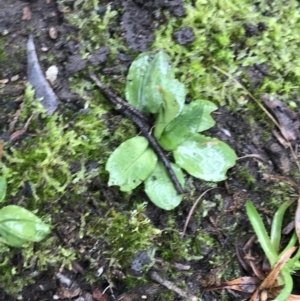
[89,71,184,195]
[182,187,218,237]
[89,71,149,124]
[149,271,199,301]
[213,65,300,172]
[155,258,190,271]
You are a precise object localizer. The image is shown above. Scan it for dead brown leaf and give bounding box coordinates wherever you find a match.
[261,94,299,142]
[9,114,34,142]
[92,288,109,301]
[262,246,295,289]
[0,79,9,84]
[22,6,32,20]
[56,286,81,299]
[249,246,296,301]
[206,276,260,293]
[287,294,300,301]
[211,247,297,300]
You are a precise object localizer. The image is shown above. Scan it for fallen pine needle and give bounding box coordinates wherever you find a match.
[182,187,219,237]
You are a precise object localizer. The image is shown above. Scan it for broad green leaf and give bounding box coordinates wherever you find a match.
[106,136,157,192]
[144,162,184,210]
[125,53,152,113]
[126,52,173,114]
[144,52,178,114]
[165,78,185,114]
[197,100,218,132]
[174,134,237,182]
[126,51,185,116]
[158,100,204,150]
[0,205,51,247]
[154,85,182,140]
[0,177,6,203]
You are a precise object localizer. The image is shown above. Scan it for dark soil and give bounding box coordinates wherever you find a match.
[1,0,300,301]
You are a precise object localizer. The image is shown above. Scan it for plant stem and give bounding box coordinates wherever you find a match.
[273,268,293,301]
[270,200,295,253]
[286,243,300,267]
[279,232,297,259]
[245,200,278,267]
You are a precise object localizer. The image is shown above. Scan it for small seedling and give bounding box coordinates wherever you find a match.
[105,51,237,210]
[245,200,300,300]
[208,200,300,300]
[0,176,50,247]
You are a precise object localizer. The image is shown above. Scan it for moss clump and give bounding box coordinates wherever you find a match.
[0,37,8,60]
[0,37,8,77]
[155,290,176,301]
[1,85,109,202]
[157,213,216,262]
[87,203,161,270]
[58,0,125,55]
[0,82,114,294]
[234,163,256,188]
[153,0,300,106]
[0,236,78,296]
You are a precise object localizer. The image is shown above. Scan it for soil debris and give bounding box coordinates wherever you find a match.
[65,54,87,75]
[173,27,195,45]
[88,47,110,67]
[121,0,185,51]
[121,1,155,51]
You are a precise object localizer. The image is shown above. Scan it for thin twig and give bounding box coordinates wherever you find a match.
[89,71,149,124]
[182,187,218,236]
[262,173,299,191]
[237,154,266,162]
[89,71,184,195]
[155,258,190,271]
[149,270,199,301]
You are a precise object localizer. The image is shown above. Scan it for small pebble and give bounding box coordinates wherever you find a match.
[22,6,32,20]
[221,128,232,137]
[10,75,19,82]
[173,27,195,45]
[95,267,104,277]
[46,65,58,85]
[49,26,58,39]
